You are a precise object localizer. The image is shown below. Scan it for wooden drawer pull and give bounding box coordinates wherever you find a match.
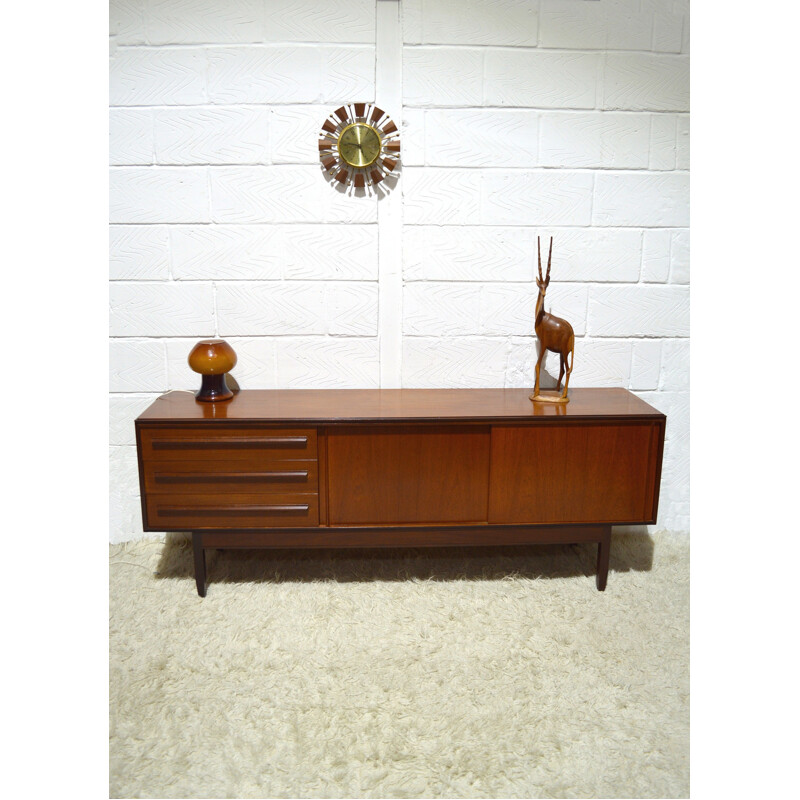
[160,504,310,516]
[154,471,309,484]
[153,436,308,450]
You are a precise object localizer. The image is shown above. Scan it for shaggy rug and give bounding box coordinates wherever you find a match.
[110,530,689,799]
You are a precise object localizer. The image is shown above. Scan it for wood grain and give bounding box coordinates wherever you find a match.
[327,425,490,524]
[137,387,663,423]
[489,423,660,524]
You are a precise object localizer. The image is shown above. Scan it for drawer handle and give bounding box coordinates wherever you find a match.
[154,471,309,484]
[152,436,309,450]
[160,504,311,516]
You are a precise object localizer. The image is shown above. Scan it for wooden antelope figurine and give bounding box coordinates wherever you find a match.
[532,237,575,403]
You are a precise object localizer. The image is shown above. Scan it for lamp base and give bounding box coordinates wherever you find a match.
[195,373,234,403]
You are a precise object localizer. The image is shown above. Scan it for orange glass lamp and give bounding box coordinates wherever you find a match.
[188,339,237,402]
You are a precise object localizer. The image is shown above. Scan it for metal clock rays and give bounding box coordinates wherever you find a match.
[318,103,400,193]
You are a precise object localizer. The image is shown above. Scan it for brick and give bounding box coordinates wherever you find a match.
[573,339,633,387]
[403,47,482,106]
[110,282,215,337]
[540,0,652,51]
[670,229,690,284]
[401,108,425,166]
[110,225,169,280]
[403,226,535,282]
[481,282,588,336]
[641,229,672,282]
[402,168,481,225]
[630,339,662,390]
[270,106,325,165]
[660,339,690,391]
[110,108,153,165]
[593,172,689,227]
[216,281,376,337]
[652,7,685,53]
[320,46,375,103]
[110,47,206,106]
[484,49,599,108]
[534,227,642,282]
[110,0,146,44]
[402,337,510,387]
[588,285,689,337]
[424,109,538,168]
[649,114,678,170]
[538,111,649,169]
[210,166,324,223]
[505,337,539,388]
[109,395,157,445]
[479,283,538,337]
[324,184,378,224]
[275,337,380,389]
[155,107,269,165]
[207,46,321,104]
[110,446,144,543]
[423,0,538,46]
[265,0,375,44]
[147,0,263,44]
[482,171,593,226]
[602,54,689,111]
[171,225,282,280]
[328,283,379,335]
[676,115,689,169]
[605,1,655,51]
[110,167,210,223]
[403,0,423,44]
[217,281,327,336]
[109,339,167,393]
[172,224,377,281]
[403,283,482,336]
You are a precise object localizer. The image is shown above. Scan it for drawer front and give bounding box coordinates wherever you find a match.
[146,492,319,529]
[139,426,317,463]
[143,459,318,495]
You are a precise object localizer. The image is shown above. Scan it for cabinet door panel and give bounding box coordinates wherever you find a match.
[327,425,490,525]
[489,423,660,524]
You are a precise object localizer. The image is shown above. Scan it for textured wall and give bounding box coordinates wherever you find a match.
[110,0,690,541]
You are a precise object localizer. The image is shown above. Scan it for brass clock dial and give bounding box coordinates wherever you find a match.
[319,103,400,192]
[338,123,382,168]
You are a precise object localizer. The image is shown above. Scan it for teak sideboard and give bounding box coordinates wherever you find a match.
[135,388,666,596]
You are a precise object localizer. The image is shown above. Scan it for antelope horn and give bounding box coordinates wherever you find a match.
[537,236,542,281]
[546,237,553,282]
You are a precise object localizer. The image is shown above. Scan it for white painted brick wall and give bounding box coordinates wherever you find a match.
[110,0,690,541]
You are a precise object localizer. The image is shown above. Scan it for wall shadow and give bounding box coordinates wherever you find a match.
[155,526,654,588]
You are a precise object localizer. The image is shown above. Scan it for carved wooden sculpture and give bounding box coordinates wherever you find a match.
[531,237,575,404]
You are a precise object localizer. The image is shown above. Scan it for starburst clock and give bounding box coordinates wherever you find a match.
[318,103,400,192]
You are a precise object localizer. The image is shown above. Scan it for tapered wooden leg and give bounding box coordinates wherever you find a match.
[596,526,611,591]
[192,533,207,597]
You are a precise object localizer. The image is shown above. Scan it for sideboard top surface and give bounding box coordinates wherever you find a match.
[137,388,664,424]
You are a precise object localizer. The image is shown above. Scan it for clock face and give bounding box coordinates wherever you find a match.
[319,103,400,192]
[338,123,382,168]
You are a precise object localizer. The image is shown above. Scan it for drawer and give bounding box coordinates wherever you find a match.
[139,426,317,463]
[146,492,319,529]
[143,459,318,495]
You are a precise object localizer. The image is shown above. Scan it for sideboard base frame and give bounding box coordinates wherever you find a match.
[190,524,612,597]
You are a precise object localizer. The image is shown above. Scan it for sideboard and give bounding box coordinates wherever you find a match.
[135,388,666,596]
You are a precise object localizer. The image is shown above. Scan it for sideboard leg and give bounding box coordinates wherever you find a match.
[192,533,207,597]
[596,526,611,591]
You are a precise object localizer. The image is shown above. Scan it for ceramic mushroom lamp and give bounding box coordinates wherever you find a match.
[188,339,238,402]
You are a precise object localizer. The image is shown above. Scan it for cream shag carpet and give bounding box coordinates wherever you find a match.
[110,531,689,799]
